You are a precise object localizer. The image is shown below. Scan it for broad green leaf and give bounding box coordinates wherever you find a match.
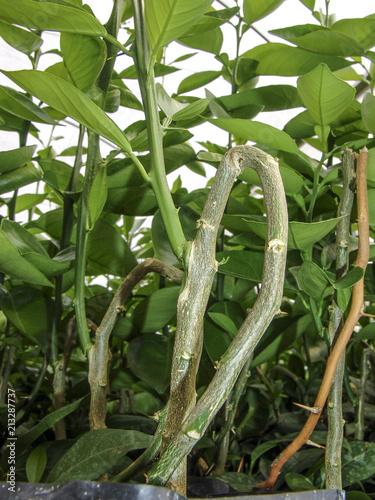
[346,493,372,500]
[87,218,137,276]
[16,396,89,453]
[0,227,52,287]
[206,118,299,154]
[88,166,107,230]
[3,70,132,153]
[270,25,365,57]
[0,163,41,195]
[0,145,36,174]
[178,26,223,55]
[156,83,185,117]
[0,19,42,54]
[132,287,180,333]
[207,312,237,336]
[285,472,315,491]
[47,429,151,483]
[60,33,106,92]
[362,93,375,135]
[242,43,351,76]
[299,0,315,9]
[26,209,64,240]
[240,216,343,250]
[239,163,304,195]
[0,0,106,36]
[334,267,364,289]
[152,205,198,265]
[353,323,375,342]
[342,441,375,488]
[214,472,258,492]
[332,15,375,51]
[38,158,84,193]
[297,261,331,300]
[177,71,221,94]
[218,85,302,112]
[297,63,355,127]
[173,98,209,121]
[216,250,264,282]
[204,301,245,364]
[0,285,53,347]
[127,333,174,390]
[252,315,311,366]
[243,0,285,24]
[0,85,56,124]
[145,0,213,54]
[368,148,375,186]
[15,193,47,213]
[26,447,47,483]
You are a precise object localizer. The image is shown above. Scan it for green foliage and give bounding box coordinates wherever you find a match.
[0,0,374,494]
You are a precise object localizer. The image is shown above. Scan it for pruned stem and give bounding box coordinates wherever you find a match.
[257,147,369,490]
[88,259,183,430]
[148,145,288,488]
[325,148,355,489]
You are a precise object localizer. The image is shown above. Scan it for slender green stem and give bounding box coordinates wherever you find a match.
[355,349,375,440]
[75,131,100,354]
[132,0,185,258]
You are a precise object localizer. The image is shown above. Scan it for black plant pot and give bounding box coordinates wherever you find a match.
[0,481,345,500]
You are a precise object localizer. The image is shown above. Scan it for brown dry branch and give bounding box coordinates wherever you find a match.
[256,147,369,490]
[88,259,183,430]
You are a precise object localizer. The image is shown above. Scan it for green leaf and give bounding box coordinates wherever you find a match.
[26,209,64,240]
[3,70,132,153]
[15,193,47,213]
[178,26,223,55]
[239,163,304,196]
[218,85,302,112]
[87,218,137,277]
[0,226,52,287]
[242,43,351,76]
[243,0,285,24]
[1,219,68,277]
[207,312,237,336]
[156,83,185,117]
[297,63,355,127]
[145,0,213,54]
[0,19,42,54]
[47,429,151,483]
[88,166,107,230]
[172,98,209,121]
[26,447,47,483]
[177,71,221,94]
[132,287,180,333]
[252,315,311,367]
[0,85,56,124]
[0,163,41,195]
[60,33,106,92]
[0,285,53,348]
[0,0,106,36]
[16,396,88,454]
[206,118,299,154]
[270,25,365,57]
[334,267,364,289]
[240,216,343,250]
[362,93,375,135]
[216,250,264,282]
[332,15,375,51]
[297,261,331,300]
[285,472,315,491]
[346,493,372,500]
[354,323,375,342]
[204,301,245,364]
[127,333,174,390]
[341,441,375,487]
[0,145,36,174]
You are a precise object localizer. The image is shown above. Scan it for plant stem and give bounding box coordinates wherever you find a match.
[148,146,288,488]
[326,148,355,489]
[89,259,183,430]
[132,0,185,258]
[355,348,375,440]
[257,147,369,490]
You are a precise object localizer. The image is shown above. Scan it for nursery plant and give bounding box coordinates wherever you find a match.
[0,0,374,497]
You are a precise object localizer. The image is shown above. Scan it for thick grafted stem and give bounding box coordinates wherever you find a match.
[326,148,355,489]
[148,145,288,487]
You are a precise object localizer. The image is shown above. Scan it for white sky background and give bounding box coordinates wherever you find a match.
[0,0,374,210]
